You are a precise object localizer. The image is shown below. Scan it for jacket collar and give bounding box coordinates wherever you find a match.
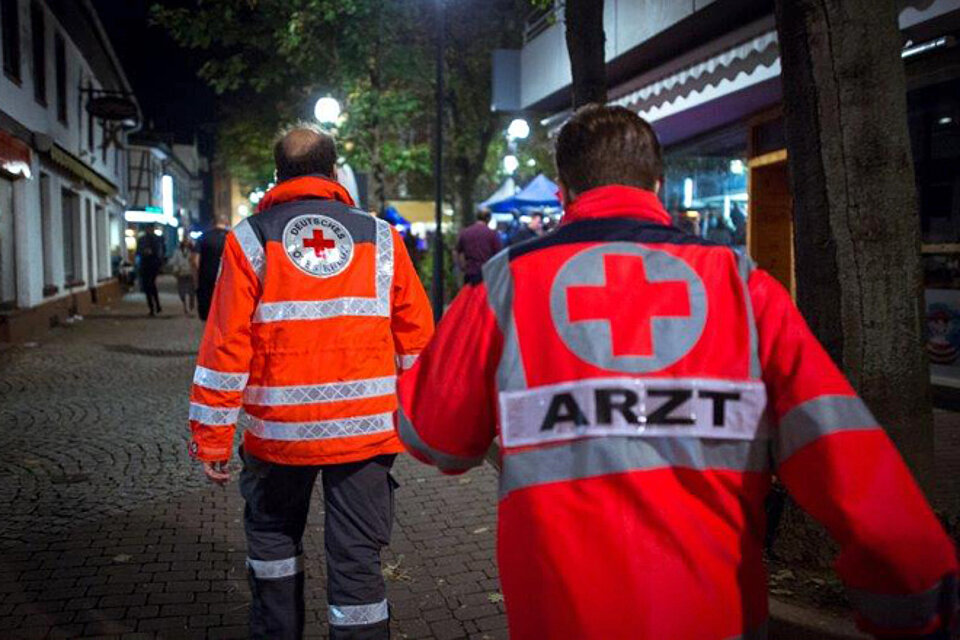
[561,185,672,227]
[256,175,355,213]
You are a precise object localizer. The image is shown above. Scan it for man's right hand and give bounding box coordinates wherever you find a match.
[202,460,232,486]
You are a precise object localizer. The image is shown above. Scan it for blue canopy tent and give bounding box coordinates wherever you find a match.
[381,205,411,228]
[512,173,561,209]
[485,173,561,212]
[479,178,519,212]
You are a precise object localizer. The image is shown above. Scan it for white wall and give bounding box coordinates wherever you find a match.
[0,0,125,186]
[519,0,703,107]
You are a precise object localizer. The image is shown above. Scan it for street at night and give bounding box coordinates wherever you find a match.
[0,279,505,639]
[2,0,960,639]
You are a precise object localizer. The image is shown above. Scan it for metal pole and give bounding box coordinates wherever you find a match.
[431,0,444,322]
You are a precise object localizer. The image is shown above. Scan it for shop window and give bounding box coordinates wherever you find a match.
[96,204,108,279]
[0,176,15,306]
[39,173,55,293]
[909,78,960,247]
[662,128,748,248]
[2,0,21,83]
[30,1,43,104]
[61,188,80,284]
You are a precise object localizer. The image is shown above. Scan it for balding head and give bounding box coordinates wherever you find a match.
[274,125,338,182]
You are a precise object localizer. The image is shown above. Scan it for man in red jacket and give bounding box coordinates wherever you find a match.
[397,105,957,639]
[190,126,433,639]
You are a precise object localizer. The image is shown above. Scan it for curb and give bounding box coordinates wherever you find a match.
[769,597,869,639]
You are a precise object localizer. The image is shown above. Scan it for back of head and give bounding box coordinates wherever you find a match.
[555,104,662,196]
[476,208,492,223]
[274,124,338,182]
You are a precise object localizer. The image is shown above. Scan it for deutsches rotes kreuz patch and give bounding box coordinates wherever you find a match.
[283,215,354,278]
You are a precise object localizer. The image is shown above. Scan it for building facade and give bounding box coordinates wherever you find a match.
[0,0,136,341]
[125,132,207,257]
[494,0,960,383]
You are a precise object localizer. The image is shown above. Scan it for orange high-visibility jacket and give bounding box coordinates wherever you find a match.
[188,176,434,465]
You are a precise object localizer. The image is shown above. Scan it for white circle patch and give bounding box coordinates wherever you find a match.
[282,215,354,278]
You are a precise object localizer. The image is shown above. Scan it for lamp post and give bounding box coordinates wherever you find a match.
[314,96,341,127]
[432,0,445,322]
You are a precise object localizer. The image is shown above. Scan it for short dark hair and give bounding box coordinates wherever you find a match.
[274,124,338,182]
[555,104,662,194]
[476,208,492,222]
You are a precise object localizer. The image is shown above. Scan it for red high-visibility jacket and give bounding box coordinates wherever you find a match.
[189,176,433,465]
[397,185,957,640]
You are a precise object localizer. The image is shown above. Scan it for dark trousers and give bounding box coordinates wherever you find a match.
[197,284,214,321]
[240,449,397,640]
[141,270,160,314]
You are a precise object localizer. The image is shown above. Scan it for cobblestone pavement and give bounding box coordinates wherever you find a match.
[0,278,507,639]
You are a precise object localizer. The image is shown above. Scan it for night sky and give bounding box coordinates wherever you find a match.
[92,0,216,148]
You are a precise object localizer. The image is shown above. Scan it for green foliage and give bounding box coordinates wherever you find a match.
[152,0,527,216]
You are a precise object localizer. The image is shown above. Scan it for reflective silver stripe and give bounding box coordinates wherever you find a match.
[189,402,241,425]
[398,354,419,370]
[374,218,394,313]
[254,297,386,322]
[253,220,393,323]
[482,250,527,392]
[848,580,948,630]
[500,435,770,499]
[737,253,762,379]
[776,395,880,463]
[499,376,768,449]
[246,555,304,579]
[397,406,485,472]
[232,219,265,282]
[241,412,394,441]
[328,599,389,626]
[244,376,396,406]
[193,366,249,391]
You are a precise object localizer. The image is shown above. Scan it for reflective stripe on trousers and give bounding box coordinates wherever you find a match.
[247,555,304,580]
[329,599,389,626]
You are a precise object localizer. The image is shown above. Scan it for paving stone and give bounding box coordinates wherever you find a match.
[0,278,507,638]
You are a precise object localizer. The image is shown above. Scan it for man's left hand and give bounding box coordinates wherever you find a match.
[202,460,232,486]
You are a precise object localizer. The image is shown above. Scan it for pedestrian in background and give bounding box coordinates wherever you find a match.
[170,238,196,315]
[508,211,544,245]
[187,124,433,640]
[397,105,957,640]
[135,226,165,317]
[454,207,502,285]
[192,218,229,321]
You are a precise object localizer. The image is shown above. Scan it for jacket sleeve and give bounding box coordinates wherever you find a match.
[187,231,260,462]
[390,228,435,372]
[751,268,958,638]
[397,283,501,474]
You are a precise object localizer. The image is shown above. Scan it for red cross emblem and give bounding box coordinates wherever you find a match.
[303,229,336,258]
[567,254,691,357]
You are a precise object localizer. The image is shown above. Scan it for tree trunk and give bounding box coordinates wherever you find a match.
[774,0,934,489]
[564,0,607,108]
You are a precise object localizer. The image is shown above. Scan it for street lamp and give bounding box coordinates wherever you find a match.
[314,97,341,126]
[432,0,445,322]
[507,118,530,141]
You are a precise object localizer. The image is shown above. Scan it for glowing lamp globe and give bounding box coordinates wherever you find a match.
[314,97,342,125]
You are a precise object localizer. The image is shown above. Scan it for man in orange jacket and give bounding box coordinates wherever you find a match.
[397,105,957,639]
[188,125,434,639]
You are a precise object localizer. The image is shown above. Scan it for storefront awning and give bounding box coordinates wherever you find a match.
[612,29,781,124]
[49,144,118,196]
